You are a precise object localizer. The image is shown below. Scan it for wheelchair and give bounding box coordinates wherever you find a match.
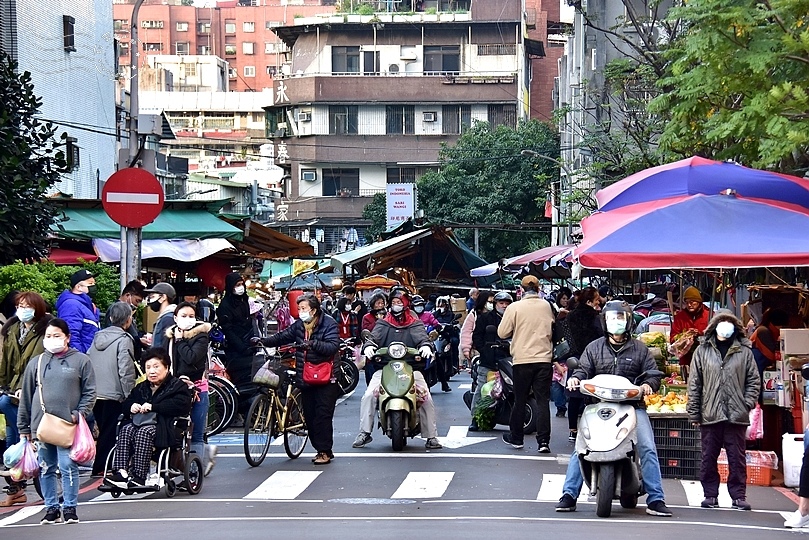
[97,414,203,498]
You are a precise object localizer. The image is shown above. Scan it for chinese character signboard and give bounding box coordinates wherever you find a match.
[386,183,415,230]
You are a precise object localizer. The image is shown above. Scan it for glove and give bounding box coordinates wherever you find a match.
[363,345,377,358]
[250,337,263,346]
[640,383,654,396]
[566,377,580,392]
[299,340,312,350]
[419,346,434,360]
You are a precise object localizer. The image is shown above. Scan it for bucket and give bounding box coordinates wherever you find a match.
[783,433,805,488]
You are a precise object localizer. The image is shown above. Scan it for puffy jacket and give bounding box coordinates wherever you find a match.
[55,290,100,353]
[472,310,508,370]
[216,273,254,356]
[367,317,432,372]
[572,337,661,400]
[687,313,760,426]
[0,314,52,392]
[166,322,211,383]
[87,326,136,402]
[563,303,603,357]
[497,292,555,364]
[122,374,193,448]
[262,313,340,386]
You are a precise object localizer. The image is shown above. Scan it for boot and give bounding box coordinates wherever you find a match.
[0,486,27,507]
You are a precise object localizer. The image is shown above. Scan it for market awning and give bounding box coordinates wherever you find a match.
[330,229,432,272]
[52,208,243,241]
[93,238,235,263]
[223,218,314,259]
[260,258,331,281]
[46,247,98,264]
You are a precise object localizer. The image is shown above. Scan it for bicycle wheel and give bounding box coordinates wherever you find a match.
[283,389,308,459]
[244,393,274,467]
[336,358,360,395]
[207,376,236,437]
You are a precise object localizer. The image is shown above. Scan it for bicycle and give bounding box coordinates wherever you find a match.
[243,344,308,467]
[206,347,238,437]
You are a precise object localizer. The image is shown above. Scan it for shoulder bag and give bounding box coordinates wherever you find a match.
[35,355,77,448]
[132,412,158,426]
[302,350,333,386]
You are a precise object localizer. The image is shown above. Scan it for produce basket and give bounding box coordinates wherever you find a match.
[717,449,778,486]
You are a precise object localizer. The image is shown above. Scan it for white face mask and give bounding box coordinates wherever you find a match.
[716,321,735,341]
[43,337,67,354]
[391,304,404,314]
[343,304,352,312]
[605,313,628,335]
[233,285,245,295]
[485,302,494,312]
[299,311,312,323]
[16,307,35,323]
[414,306,424,314]
[176,316,197,331]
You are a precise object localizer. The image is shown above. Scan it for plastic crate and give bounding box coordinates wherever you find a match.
[717,463,772,486]
[650,415,701,450]
[658,456,700,480]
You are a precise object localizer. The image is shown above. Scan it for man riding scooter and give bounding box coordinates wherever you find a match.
[556,300,673,517]
[352,288,443,450]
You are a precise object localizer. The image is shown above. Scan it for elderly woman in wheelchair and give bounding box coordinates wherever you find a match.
[100,348,202,496]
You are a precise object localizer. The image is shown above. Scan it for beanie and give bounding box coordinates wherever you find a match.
[683,286,702,302]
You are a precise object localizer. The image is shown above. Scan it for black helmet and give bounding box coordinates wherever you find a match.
[493,291,513,303]
[602,300,633,335]
[411,295,425,306]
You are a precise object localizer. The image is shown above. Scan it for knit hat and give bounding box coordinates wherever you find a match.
[70,269,93,288]
[683,286,702,302]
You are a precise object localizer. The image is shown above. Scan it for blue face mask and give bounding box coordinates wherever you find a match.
[16,307,35,323]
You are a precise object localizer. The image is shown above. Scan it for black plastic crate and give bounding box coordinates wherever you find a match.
[657,453,700,480]
[650,415,701,450]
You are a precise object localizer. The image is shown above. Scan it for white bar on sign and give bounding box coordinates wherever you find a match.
[106,192,161,204]
[243,470,321,500]
[391,471,454,499]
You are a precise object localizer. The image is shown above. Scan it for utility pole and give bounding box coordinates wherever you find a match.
[520,149,575,245]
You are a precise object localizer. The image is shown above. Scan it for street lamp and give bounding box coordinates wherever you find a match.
[520,149,574,245]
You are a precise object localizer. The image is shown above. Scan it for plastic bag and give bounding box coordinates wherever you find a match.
[480,380,495,399]
[670,329,699,359]
[9,439,39,481]
[69,414,96,465]
[3,439,26,468]
[746,403,764,441]
[490,372,503,400]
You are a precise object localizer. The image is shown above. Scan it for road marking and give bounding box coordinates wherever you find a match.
[217,452,561,462]
[244,470,322,500]
[536,473,566,501]
[105,192,161,204]
[680,480,733,508]
[0,506,42,527]
[457,384,472,390]
[391,472,454,499]
[91,491,152,502]
[421,425,496,449]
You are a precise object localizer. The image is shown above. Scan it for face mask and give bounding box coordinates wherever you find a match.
[148,299,162,313]
[43,337,66,354]
[299,311,312,323]
[437,307,445,313]
[414,306,424,314]
[605,316,627,336]
[391,305,404,314]
[16,307,35,323]
[343,304,352,312]
[716,321,735,341]
[486,302,494,312]
[87,285,97,297]
[176,317,196,331]
[234,285,245,295]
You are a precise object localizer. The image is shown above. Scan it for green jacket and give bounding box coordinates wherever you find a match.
[0,315,53,392]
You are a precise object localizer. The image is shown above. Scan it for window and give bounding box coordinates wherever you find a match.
[331,46,360,73]
[243,21,255,32]
[225,44,236,55]
[328,105,358,135]
[487,104,517,128]
[198,21,211,34]
[63,15,76,52]
[176,21,188,32]
[113,19,128,31]
[198,45,211,55]
[266,65,277,76]
[442,104,471,134]
[477,44,516,56]
[244,65,255,77]
[225,21,236,34]
[175,42,190,55]
[180,63,196,77]
[242,42,254,55]
[118,41,129,57]
[265,42,276,54]
[228,67,237,79]
[386,167,416,184]
[322,169,360,197]
[386,105,415,135]
[424,45,460,74]
[363,51,380,75]
[141,20,164,29]
[143,42,163,51]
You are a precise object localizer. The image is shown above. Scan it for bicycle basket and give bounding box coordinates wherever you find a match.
[253,359,281,388]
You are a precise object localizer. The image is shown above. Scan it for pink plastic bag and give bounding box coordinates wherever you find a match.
[9,439,39,481]
[69,414,96,465]
[746,403,764,441]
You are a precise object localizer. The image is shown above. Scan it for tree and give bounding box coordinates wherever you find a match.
[361,192,387,243]
[651,0,809,172]
[415,120,559,261]
[0,53,69,264]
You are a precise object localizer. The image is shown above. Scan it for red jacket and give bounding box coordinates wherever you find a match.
[670,306,710,365]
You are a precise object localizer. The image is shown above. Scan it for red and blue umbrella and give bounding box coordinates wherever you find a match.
[596,156,809,212]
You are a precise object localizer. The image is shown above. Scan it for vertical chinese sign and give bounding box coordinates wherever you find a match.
[386,183,415,230]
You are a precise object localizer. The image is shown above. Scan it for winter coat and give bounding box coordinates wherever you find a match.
[18,348,96,436]
[367,317,432,371]
[216,273,254,356]
[262,313,340,386]
[670,306,711,366]
[497,292,555,365]
[563,304,604,357]
[166,322,211,383]
[459,310,477,358]
[87,326,136,402]
[335,311,361,339]
[0,314,53,392]
[151,306,177,352]
[122,374,193,448]
[55,290,100,353]
[687,313,760,426]
[572,337,661,402]
[417,311,441,331]
[473,309,508,370]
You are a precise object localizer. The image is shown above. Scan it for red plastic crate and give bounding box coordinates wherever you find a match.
[717,463,772,486]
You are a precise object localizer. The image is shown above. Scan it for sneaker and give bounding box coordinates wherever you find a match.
[502,433,524,449]
[63,507,79,524]
[732,498,752,511]
[538,443,551,454]
[106,470,129,489]
[556,493,577,512]
[646,500,673,517]
[784,510,809,528]
[700,497,719,508]
[352,432,373,448]
[568,430,577,443]
[425,437,443,450]
[128,476,146,488]
[40,507,62,525]
[204,445,218,477]
[556,408,567,418]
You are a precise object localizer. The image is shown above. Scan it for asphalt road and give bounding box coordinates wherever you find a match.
[0,371,802,538]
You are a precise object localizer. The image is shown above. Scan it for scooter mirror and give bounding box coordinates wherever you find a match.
[453,312,463,321]
[566,357,579,370]
[360,329,372,340]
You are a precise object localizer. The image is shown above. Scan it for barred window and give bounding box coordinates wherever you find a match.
[477,44,516,56]
[386,105,415,135]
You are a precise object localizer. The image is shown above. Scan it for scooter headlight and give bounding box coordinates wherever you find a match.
[389,343,407,359]
[583,383,637,400]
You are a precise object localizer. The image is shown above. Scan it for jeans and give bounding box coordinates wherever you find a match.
[510,362,552,444]
[0,395,19,446]
[551,381,567,412]
[470,366,493,417]
[38,441,79,509]
[190,391,209,463]
[562,408,665,503]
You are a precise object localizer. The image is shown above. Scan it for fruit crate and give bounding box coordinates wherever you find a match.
[650,414,701,450]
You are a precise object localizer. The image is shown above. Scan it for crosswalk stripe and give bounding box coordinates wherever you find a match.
[391,472,454,499]
[680,479,733,508]
[244,470,322,500]
[536,473,567,501]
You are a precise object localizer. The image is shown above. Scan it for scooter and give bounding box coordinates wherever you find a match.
[371,342,423,451]
[569,363,663,518]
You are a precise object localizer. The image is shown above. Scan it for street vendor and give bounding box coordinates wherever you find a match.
[670,286,710,373]
[750,307,788,376]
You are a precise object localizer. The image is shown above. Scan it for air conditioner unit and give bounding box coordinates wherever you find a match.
[297,111,311,122]
[423,111,437,122]
[301,170,317,182]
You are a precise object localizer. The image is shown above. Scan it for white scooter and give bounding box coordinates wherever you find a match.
[571,365,663,518]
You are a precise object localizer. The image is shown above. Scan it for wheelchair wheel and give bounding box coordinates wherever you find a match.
[184,455,203,495]
[283,390,308,459]
[244,393,274,467]
[165,478,177,498]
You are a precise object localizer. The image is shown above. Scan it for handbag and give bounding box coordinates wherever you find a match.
[553,340,570,362]
[302,360,333,386]
[132,412,158,427]
[35,355,76,448]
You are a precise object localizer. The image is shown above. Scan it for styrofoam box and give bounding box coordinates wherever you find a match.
[783,433,805,488]
[782,329,809,356]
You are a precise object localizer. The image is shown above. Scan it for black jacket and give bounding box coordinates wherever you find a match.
[216,273,254,356]
[122,375,193,448]
[564,304,604,357]
[472,310,508,370]
[262,313,340,387]
[367,317,432,372]
[572,337,661,400]
[167,322,211,382]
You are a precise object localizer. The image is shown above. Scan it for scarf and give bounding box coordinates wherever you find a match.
[303,314,319,339]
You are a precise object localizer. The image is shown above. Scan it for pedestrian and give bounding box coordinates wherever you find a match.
[165,302,217,476]
[106,280,146,359]
[553,287,573,319]
[216,273,257,409]
[254,294,342,464]
[687,311,759,511]
[17,318,96,524]
[466,288,479,312]
[143,282,177,351]
[497,275,555,453]
[670,286,710,378]
[55,269,100,353]
[335,296,361,340]
[87,302,136,477]
[431,296,459,392]
[0,291,53,506]
[557,300,673,517]
[342,285,367,320]
[470,291,512,431]
[750,307,789,377]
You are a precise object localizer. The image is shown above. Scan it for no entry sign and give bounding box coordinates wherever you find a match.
[102,168,165,228]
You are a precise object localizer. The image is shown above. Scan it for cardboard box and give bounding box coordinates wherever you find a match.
[781,329,809,356]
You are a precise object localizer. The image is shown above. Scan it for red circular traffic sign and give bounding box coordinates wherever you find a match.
[102,168,165,228]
